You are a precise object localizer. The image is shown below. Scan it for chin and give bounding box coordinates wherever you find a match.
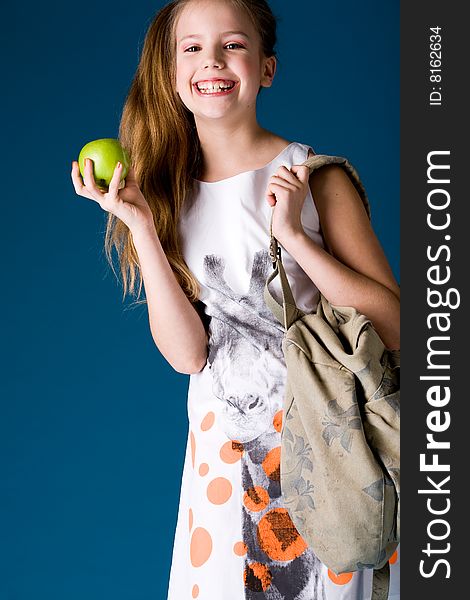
[194,106,237,122]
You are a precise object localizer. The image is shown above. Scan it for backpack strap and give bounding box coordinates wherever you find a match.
[264,234,305,330]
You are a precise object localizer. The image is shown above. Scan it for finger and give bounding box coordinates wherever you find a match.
[266,191,276,207]
[268,175,297,191]
[290,164,310,184]
[82,158,105,198]
[266,182,291,201]
[276,165,303,186]
[71,161,84,190]
[107,161,122,198]
[266,181,277,204]
[71,161,94,200]
[71,160,83,180]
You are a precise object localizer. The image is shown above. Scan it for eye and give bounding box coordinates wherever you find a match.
[184,45,201,53]
[225,42,245,50]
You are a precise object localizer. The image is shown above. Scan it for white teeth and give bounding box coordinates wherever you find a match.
[196,81,235,93]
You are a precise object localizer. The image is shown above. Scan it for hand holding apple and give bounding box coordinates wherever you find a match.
[71,139,154,233]
[78,138,130,191]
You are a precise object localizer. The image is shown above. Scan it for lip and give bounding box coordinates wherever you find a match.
[193,78,238,97]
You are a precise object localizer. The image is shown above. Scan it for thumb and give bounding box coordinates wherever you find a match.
[291,164,310,184]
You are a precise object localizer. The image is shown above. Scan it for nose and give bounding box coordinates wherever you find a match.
[202,47,225,69]
[247,395,259,410]
[203,58,224,69]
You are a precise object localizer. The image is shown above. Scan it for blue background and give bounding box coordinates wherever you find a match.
[1,1,399,598]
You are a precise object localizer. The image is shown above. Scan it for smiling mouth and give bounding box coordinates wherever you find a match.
[194,79,237,95]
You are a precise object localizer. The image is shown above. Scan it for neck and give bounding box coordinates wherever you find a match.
[195,115,275,181]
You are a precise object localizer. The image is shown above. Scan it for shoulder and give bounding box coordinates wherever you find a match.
[306,150,369,249]
[306,149,363,201]
[306,150,400,298]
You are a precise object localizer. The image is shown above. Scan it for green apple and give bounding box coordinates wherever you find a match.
[78,138,130,191]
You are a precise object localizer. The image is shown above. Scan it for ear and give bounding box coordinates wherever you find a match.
[260,55,276,88]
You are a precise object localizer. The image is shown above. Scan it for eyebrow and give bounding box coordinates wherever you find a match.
[178,30,250,43]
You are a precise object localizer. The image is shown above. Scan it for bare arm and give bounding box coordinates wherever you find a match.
[266,162,400,350]
[71,159,208,374]
[306,164,399,349]
[131,223,208,374]
[281,230,400,349]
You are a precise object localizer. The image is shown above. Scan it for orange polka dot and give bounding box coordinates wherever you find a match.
[192,584,199,598]
[389,550,398,565]
[257,508,308,561]
[207,477,232,505]
[262,447,281,481]
[220,440,244,463]
[190,431,196,469]
[243,486,270,512]
[327,570,354,585]
[189,508,193,532]
[244,562,272,592]
[201,411,215,431]
[273,410,283,432]
[233,541,248,556]
[190,527,212,567]
[199,463,209,476]
[243,485,270,512]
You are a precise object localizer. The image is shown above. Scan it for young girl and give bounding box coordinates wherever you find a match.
[71,0,400,598]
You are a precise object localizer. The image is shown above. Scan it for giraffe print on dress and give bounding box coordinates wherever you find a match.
[203,250,325,599]
[204,250,286,443]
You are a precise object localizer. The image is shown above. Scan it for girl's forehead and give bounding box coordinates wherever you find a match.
[175,0,256,39]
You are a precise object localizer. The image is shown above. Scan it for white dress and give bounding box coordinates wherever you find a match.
[169,142,400,599]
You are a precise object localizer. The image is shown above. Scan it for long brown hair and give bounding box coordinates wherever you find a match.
[105,0,277,303]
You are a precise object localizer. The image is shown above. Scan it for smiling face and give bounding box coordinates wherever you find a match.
[174,0,276,125]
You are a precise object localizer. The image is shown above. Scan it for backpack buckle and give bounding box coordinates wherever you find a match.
[269,238,281,268]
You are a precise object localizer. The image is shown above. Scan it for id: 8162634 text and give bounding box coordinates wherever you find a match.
[429,26,442,106]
